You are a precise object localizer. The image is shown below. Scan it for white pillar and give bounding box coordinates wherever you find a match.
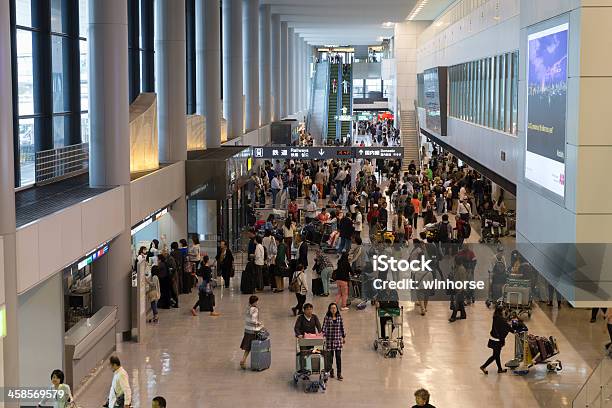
[196,0,222,149]
[0,0,18,399]
[156,0,187,162]
[287,27,295,115]
[243,0,259,132]
[89,0,132,335]
[223,0,243,139]
[280,21,288,118]
[258,4,271,125]
[271,14,281,122]
[296,37,302,114]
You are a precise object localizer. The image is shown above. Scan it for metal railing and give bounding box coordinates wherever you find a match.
[35,143,89,185]
[573,358,612,408]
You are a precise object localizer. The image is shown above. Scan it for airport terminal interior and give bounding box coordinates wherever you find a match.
[0,0,611,407]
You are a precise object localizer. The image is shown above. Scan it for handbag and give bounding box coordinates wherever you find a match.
[256,328,270,341]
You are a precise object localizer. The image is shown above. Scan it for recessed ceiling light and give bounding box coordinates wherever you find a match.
[382,21,395,28]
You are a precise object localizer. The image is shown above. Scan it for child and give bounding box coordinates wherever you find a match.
[146,266,161,323]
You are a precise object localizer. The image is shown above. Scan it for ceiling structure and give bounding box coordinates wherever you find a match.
[263,0,456,46]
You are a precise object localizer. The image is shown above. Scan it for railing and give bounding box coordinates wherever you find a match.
[414,99,422,167]
[35,143,89,185]
[573,358,612,408]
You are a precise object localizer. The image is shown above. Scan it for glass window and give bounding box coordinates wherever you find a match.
[79,0,88,38]
[18,118,35,186]
[353,79,364,98]
[15,0,31,27]
[50,0,64,33]
[53,115,68,148]
[365,78,381,94]
[51,35,68,113]
[382,79,392,99]
[81,112,89,143]
[80,40,88,111]
[16,29,34,116]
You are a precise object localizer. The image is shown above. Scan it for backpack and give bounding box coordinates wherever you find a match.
[437,222,450,243]
[404,202,414,218]
[492,259,506,279]
[289,272,302,293]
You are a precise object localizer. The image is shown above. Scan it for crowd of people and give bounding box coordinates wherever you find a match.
[355,118,401,147]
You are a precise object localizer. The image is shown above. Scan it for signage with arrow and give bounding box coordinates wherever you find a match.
[251,146,404,160]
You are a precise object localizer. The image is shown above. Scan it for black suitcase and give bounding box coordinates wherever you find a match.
[240,268,256,294]
[199,292,215,312]
[312,277,324,296]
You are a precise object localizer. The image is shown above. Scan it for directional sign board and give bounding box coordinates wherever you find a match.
[252,146,405,160]
[354,147,404,159]
[253,146,353,160]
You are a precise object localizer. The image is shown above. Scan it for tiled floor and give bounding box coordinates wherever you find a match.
[75,227,610,408]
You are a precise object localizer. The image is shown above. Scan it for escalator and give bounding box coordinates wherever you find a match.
[339,63,353,141]
[326,63,340,143]
[307,62,330,144]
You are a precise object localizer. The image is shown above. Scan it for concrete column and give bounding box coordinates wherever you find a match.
[89,0,132,335]
[0,0,19,398]
[196,0,222,149]
[280,21,288,118]
[271,14,281,121]
[296,37,302,113]
[287,27,295,115]
[223,0,244,139]
[243,0,259,132]
[258,4,271,125]
[156,0,187,162]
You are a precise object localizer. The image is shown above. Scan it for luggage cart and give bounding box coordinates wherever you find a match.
[505,321,562,374]
[373,306,404,358]
[500,281,532,319]
[293,337,329,393]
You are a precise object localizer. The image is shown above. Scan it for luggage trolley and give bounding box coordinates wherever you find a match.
[505,319,562,374]
[293,337,329,393]
[500,278,533,319]
[373,306,404,358]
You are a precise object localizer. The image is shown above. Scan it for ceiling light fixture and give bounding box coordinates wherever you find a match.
[382,21,395,28]
[408,0,429,21]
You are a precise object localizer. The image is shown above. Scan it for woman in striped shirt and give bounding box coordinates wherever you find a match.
[322,302,346,381]
[240,295,263,369]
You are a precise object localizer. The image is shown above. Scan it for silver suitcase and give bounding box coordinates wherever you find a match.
[251,338,271,371]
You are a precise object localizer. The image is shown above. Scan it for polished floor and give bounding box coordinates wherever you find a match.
[76,219,610,407]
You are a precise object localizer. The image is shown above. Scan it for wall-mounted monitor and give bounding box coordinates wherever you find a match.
[423,67,448,136]
[525,22,569,199]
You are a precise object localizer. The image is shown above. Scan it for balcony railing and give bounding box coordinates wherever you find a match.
[35,143,89,185]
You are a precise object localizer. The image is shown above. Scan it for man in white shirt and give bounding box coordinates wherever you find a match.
[271,175,282,209]
[254,235,265,291]
[354,206,363,238]
[107,356,131,408]
[303,196,317,224]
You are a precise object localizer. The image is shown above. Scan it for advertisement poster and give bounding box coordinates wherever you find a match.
[424,67,447,136]
[525,23,569,198]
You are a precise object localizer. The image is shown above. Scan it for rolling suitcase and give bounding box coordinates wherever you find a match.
[250,338,271,371]
[199,292,215,312]
[241,266,256,294]
[312,277,324,296]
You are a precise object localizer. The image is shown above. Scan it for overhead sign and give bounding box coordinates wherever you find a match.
[335,115,354,122]
[253,146,405,160]
[354,147,404,159]
[131,206,171,236]
[253,147,353,160]
[77,242,110,270]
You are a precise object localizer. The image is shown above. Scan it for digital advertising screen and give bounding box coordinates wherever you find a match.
[423,67,448,136]
[525,23,569,198]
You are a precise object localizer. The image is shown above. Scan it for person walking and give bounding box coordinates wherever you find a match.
[335,252,352,311]
[412,388,436,408]
[191,256,221,317]
[38,369,73,408]
[291,264,308,316]
[240,295,264,370]
[271,174,282,208]
[449,256,468,322]
[282,217,296,258]
[146,266,161,323]
[152,396,167,408]
[322,303,346,381]
[215,240,234,289]
[273,235,288,292]
[314,250,334,296]
[254,235,265,292]
[105,356,132,408]
[480,306,514,374]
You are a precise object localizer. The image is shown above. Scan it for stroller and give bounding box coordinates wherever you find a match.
[293,336,329,393]
[373,306,404,358]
